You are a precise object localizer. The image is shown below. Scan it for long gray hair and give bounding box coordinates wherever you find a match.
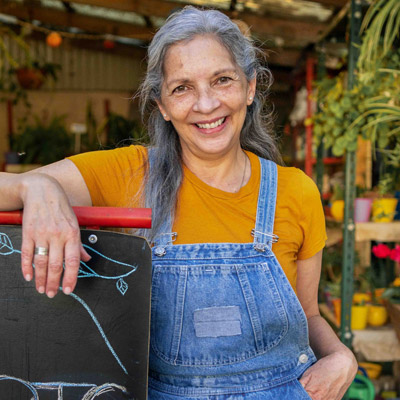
[138,6,282,243]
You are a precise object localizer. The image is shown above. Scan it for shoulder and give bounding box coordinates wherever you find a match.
[69,145,148,168]
[276,165,319,199]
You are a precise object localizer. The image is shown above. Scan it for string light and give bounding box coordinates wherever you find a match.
[8,17,113,41]
[46,31,62,47]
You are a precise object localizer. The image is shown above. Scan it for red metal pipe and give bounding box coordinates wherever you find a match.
[305,57,315,177]
[0,207,152,228]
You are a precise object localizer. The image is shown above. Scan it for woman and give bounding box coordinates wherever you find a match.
[0,6,357,399]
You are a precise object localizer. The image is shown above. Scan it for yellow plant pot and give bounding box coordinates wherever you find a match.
[353,292,371,304]
[372,198,398,222]
[367,305,388,327]
[351,305,368,330]
[358,362,382,379]
[331,200,344,222]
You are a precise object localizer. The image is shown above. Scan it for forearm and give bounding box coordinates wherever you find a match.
[0,172,26,210]
[308,314,356,362]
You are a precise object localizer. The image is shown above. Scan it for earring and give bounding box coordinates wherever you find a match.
[163,114,167,118]
[249,96,253,101]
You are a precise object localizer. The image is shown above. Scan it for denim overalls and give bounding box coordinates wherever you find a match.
[148,156,316,399]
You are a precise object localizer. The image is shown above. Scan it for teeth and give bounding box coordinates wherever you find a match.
[196,117,225,129]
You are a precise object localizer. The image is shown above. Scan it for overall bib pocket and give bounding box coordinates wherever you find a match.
[150,263,289,367]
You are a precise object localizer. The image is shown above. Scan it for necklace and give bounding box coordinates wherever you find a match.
[236,154,248,192]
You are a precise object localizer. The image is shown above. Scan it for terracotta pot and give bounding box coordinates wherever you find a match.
[15,67,45,90]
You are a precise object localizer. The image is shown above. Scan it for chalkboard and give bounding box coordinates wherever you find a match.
[0,226,152,400]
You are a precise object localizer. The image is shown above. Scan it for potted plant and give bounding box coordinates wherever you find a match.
[12,114,73,166]
[96,112,148,149]
[372,173,398,222]
[382,274,400,341]
[354,186,374,223]
[0,25,60,95]
[12,61,60,90]
[330,183,345,222]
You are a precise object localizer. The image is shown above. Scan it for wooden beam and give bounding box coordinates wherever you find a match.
[0,2,154,40]
[264,48,301,68]
[303,0,348,7]
[317,2,350,42]
[68,0,349,14]
[69,0,179,17]
[241,14,325,43]
[69,0,327,43]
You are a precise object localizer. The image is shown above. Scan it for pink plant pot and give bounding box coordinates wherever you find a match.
[354,198,373,223]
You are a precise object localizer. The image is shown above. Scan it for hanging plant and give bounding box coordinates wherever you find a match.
[314,0,400,163]
[313,48,400,159]
[313,72,365,156]
[358,0,400,75]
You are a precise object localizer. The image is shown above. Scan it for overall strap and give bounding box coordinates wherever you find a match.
[252,158,278,252]
[147,147,176,248]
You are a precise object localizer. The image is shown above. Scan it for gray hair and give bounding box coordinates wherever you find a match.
[138,6,282,243]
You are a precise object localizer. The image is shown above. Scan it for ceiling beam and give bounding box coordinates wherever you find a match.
[68,0,327,43]
[0,2,154,40]
[302,0,348,7]
[240,14,325,43]
[264,48,301,68]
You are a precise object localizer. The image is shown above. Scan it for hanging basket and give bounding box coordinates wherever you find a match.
[15,67,45,90]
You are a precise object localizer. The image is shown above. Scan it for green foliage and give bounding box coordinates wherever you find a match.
[0,24,61,129]
[12,114,73,165]
[358,0,400,74]
[97,112,149,149]
[313,0,400,171]
[313,49,400,161]
[377,173,395,196]
[382,287,400,304]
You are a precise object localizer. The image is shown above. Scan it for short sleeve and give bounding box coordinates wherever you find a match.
[297,173,327,260]
[67,145,147,208]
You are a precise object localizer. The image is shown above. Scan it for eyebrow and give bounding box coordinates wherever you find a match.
[165,68,238,89]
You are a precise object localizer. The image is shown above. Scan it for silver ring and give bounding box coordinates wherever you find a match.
[34,246,49,256]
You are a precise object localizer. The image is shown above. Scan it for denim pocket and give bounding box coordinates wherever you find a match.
[294,379,313,400]
[150,263,289,366]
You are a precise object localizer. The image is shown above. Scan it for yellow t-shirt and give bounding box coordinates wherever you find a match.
[68,145,327,291]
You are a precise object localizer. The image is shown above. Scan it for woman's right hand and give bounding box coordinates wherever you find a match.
[19,172,91,298]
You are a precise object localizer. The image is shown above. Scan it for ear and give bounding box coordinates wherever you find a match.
[156,100,170,121]
[246,74,257,106]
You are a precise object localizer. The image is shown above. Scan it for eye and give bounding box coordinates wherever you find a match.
[217,76,233,84]
[173,85,188,94]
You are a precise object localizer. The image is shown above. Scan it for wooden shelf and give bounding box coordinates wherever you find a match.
[355,221,400,242]
[326,225,343,247]
[326,222,400,246]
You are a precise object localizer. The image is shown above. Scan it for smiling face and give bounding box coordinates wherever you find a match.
[157,34,256,163]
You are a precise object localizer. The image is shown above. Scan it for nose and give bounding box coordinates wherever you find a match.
[193,88,220,114]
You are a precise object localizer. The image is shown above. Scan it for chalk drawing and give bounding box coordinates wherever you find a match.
[0,232,134,374]
[0,375,129,400]
[0,232,138,296]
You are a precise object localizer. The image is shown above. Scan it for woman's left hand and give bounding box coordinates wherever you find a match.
[299,351,358,400]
